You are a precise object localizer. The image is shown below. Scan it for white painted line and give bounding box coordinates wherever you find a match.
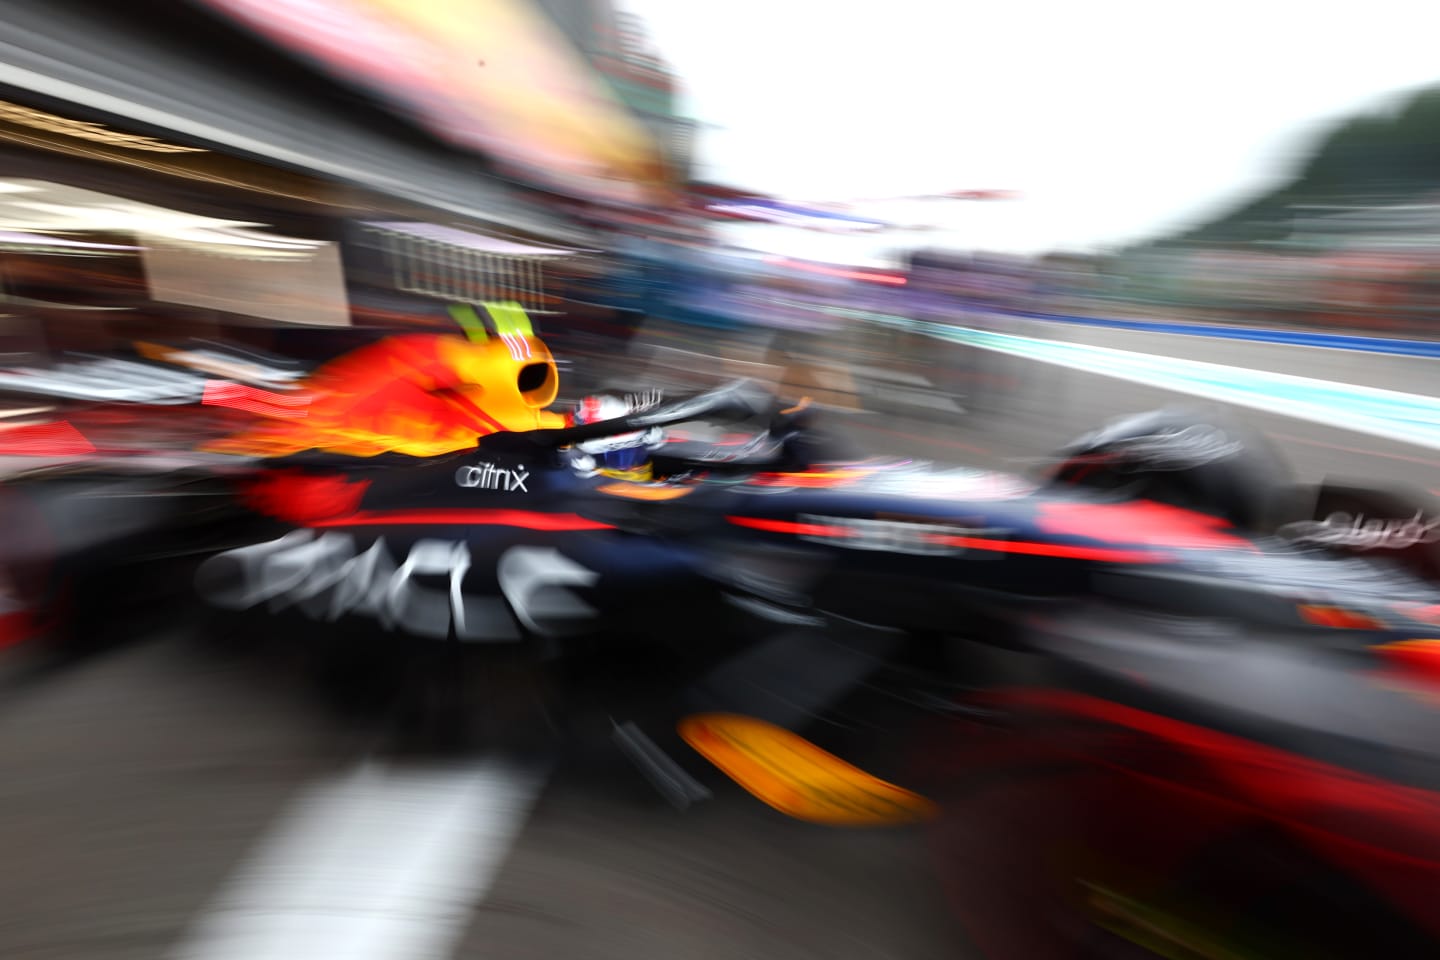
[1019,335,1440,410]
[884,314,1440,451]
[170,759,544,960]
[978,338,1440,451]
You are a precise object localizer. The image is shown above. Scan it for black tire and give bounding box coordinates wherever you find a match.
[1047,408,1293,532]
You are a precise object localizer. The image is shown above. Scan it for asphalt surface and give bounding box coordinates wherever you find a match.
[2,317,1439,960]
[0,630,957,960]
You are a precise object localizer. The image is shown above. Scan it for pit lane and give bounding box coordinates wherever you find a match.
[0,326,1436,960]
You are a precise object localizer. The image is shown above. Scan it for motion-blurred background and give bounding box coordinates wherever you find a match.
[4,1,1440,958]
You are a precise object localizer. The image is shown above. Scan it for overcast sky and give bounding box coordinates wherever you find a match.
[619,0,1440,254]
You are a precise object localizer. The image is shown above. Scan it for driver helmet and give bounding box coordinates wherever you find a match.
[570,394,663,479]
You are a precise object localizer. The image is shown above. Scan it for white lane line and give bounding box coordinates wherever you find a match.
[881,315,1440,450]
[170,759,544,960]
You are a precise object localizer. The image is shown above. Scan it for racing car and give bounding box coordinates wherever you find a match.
[5,329,1440,958]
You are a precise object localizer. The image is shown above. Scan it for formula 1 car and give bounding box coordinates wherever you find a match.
[7,364,1440,716]
[189,387,1440,959]
[183,382,1440,661]
[5,338,1440,957]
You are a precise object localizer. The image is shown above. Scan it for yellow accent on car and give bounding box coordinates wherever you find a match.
[679,713,936,826]
[483,300,535,339]
[596,482,692,501]
[448,303,489,342]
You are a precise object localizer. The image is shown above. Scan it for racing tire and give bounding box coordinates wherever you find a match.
[1047,407,1293,532]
